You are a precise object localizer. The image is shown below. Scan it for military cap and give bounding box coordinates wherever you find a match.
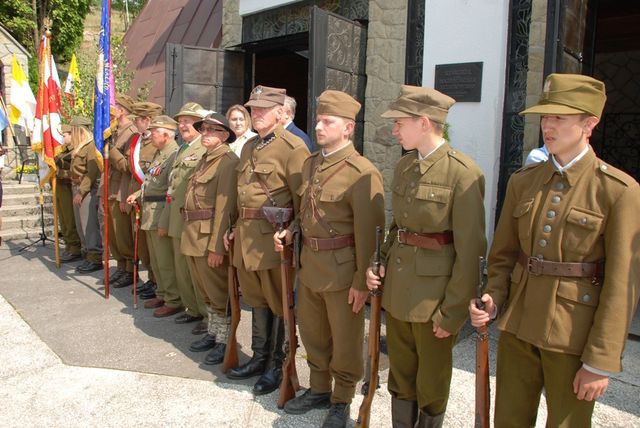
[115,94,135,113]
[316,90,361,121]
[244,85,286,108]
[520,73,607,118]
[61,124,72,133]
[69,116,92,128]
[148,115,178,131]
[132,101,163,118]
[173,102,204,120]
[381,85,455,125]
[193,112,236,143]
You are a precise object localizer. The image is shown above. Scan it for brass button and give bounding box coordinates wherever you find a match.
[406,197,412,203]
[547,210,556,219]
[314,179,320,184]
[582,294,592,303]
[543,225,551,233]
[429,193,435,198]
[396,258,401,264]
[551,195,561,204]
[600,165,608,171]
[403,212,408,218]
[554,182,565,191]
[536,254,544,260]
[580,217,587,225]
[538,239,547,247]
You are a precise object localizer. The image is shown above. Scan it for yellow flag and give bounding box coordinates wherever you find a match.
[8,54,36,129]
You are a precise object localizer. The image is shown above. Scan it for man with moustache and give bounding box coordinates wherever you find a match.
[274,90,384,427]
[224,86,309,395]
[470,74,640,427]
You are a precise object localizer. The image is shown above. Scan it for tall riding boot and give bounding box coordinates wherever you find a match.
[392,397,418,428]
[416,410,445,428]
[253,316,285,395]
[226,307,273,379]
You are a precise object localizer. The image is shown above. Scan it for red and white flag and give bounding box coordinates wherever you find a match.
[32,34,63,186]
[129,134,145,184]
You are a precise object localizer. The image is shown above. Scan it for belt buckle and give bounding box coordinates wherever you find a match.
[310,238,320,251]
[397,228,406,244]
[527,256,543,276]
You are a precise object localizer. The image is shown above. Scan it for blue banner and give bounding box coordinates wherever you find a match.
[93,0,111,154]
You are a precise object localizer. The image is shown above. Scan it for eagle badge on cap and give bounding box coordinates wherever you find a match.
[254,86,263,95]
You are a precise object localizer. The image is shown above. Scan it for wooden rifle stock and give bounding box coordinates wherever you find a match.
[356,225,384,428]
[475,256,490,428]
[223,214,241,373]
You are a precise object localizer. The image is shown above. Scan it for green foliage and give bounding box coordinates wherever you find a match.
[49,0,92,63]
[0,0,36,52]
[15,164,39,174]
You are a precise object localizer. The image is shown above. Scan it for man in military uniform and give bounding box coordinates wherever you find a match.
[70,116,104,273]
[107,94,138,287]
[224,85,308,395]
[127,115,184,317]
[367,85,487,428]
[275,90,385,427]
[181,113,239,364]
[470,74,640,427]
[56,124,82,262]
[157,102,208,324]
[127,101,163,299]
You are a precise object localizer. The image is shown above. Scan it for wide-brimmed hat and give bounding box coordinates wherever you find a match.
[61,124,72,133]
[244,85,286,108]
[316,90,361,121]
[193,112,236,143]
[148,115,178,131]
[115,94,135,113]
[173,102,204,120]
[132,101,163,118]
[69,116,93,128]
[520,73,606,118]
[381,85,455,125]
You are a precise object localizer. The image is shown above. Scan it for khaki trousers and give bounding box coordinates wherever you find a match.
[186,255,229,315]
[236,263,283,317]
[171,237,207,317]
[146,231,182,308]
[56,181,81,254]
[72,184,103,263]
[131,211,153,282]
[108,199,134,271]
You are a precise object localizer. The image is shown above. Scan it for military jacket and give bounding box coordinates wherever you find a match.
[120,132,155,214]
[486,148,640,372]
[70,140,100,197]
[108,120,137,201]
[138,140,178,231]
[381,143,487,333]
[55,143,73,180]
[233,125,309,271]
[293,144,384,292]
[180,144,239,257]
[160,135,207,238]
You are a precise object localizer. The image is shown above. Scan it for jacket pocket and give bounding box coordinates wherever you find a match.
[561,207,604,256]
[513,198,534,241]
[413,184,453,227]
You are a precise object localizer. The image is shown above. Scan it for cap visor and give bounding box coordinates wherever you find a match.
[381,109,415,118]
[519,103,586,116]
[244,100,278,108]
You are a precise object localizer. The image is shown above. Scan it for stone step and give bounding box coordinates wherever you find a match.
[0,226,55,241]
[2,214,55,230]
[1,182,41,195]
[0,203,54,217]
[1,192,53,207]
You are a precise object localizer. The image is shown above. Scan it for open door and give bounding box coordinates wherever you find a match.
[308,6,367,153]
[165,44,246,116]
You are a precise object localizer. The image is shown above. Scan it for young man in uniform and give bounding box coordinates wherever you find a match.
[470,73,640,427]
[366,85,487,427]
[181,113,238,364]
[224,85,309,395]
[56,124,82,262]
[275,90,385,427]
[126,115,183,317]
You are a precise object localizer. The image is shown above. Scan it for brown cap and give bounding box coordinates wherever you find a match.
[244,85,286,108]
[173,102,204,120]
[115,94,135,113]
[69,116,92,128]
[61,124,72,133]
[381,85,455,124]
[132,101,163,118]
[193,112,236,143]
[316,90,361,121]
[520,73,607,118]
[148,115,178,131]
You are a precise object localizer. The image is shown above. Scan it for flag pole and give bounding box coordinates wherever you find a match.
[103,137,110,298]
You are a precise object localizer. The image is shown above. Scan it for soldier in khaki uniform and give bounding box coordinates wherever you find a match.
[127,115,184,317]
[157,102,208,324]
[107,94,138,287]
[224,86,309,395]
[127,101,163,298]
[275,90,385,428]
[56,124,82,262]
[70,117,104,272]
[367,85,487,428]
[470,74,640,427]
[181,113,239,364]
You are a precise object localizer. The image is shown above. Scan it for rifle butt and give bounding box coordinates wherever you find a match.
[475,324,490,428]
[277,373,296,409]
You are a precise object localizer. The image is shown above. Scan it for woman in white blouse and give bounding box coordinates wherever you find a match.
[226,104,256,157]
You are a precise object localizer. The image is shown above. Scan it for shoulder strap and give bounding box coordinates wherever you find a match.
[249,142,278,207]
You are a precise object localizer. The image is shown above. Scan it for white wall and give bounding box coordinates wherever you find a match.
[239,0,302,16]
[423,0,510,236]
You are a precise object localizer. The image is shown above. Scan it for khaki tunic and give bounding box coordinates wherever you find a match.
[181,144,239,313]
[55,142,81,253]
[71,141,100,197]
[486,148,640,372]
[109,121,138,202]
[71,140,102,261]
[294,144,385,403]
[232,125,308,314]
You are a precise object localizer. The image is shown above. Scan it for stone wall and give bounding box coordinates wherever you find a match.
[363,0,408,215]
[0,29,30,150]
[222,0,243,49]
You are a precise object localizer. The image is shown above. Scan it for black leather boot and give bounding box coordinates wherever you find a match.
[253,316,285,395]
[392,397,418,428]
[226,307,273,379]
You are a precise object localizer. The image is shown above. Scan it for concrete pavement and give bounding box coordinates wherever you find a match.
[0,240,638,427]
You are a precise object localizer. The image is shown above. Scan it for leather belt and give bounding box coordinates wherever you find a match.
[303,234,355,251]
[397,229,453,250]
[182,208,215,221]
[518,250,604,279]
[144,195,166,202]
[240,207,265,219]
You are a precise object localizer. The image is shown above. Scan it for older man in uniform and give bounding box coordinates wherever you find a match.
[275,90,385,427]
[224,85,309,395]
[367,85,487,427]
[56,124,82,262]
[127,115,184,316]
[107,94,138,287]
[157,103,208,324]
[470,74,640,427]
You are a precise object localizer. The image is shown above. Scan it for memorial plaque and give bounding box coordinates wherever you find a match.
[434,62,483,102]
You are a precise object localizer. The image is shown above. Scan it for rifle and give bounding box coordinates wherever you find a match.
[222,213,241,373]
[132,202,141,309]
[475,256,490,428]
[274,209,301,409]
[356,225,384,428]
